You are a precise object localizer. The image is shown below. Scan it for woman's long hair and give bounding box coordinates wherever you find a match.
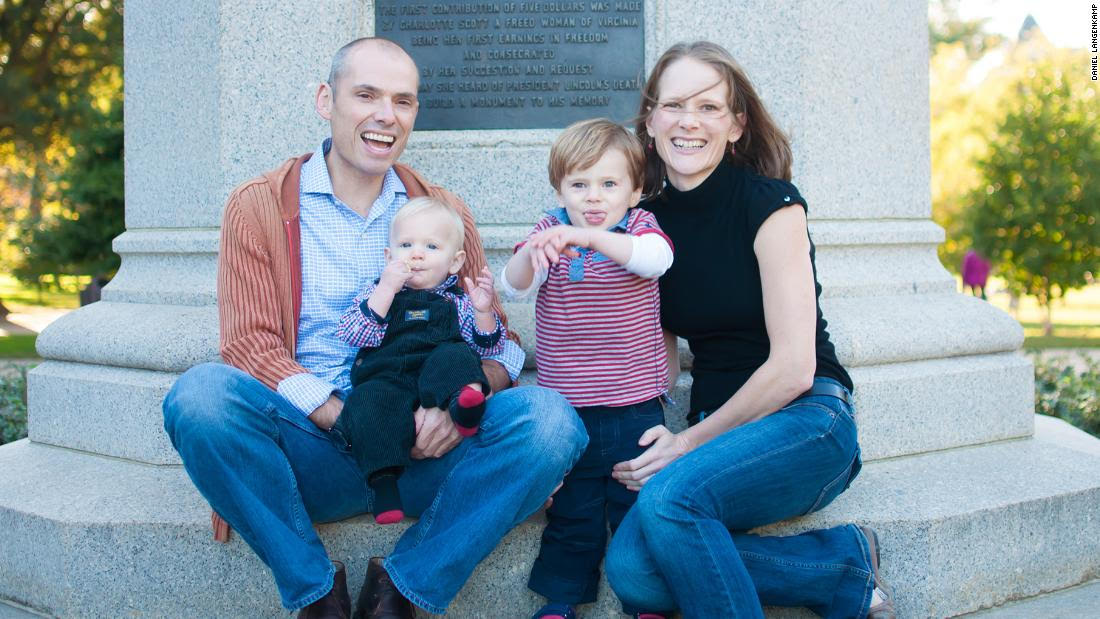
[636,41,793,195]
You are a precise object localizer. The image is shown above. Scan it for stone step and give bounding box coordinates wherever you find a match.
[959,579,1100,618]
[2,416,1097,618]
[0,601,42,619]
[27,347,1034,467]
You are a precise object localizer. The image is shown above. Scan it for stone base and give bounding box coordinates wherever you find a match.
[1,417,1097,618]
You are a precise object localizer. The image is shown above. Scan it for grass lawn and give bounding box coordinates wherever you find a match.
[0,274,83,310]
[0,335,37,358]
[977,279,1100,349]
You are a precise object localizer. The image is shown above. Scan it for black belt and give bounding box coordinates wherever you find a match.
[688,380,852,426]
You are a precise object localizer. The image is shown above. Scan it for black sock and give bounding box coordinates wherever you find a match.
[449,385,486,436]
[368,467,404,524]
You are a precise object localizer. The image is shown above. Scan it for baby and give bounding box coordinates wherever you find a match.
[335,197,505,524]
[501,119,674,619]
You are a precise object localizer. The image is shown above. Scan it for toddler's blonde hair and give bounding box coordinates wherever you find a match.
[548,118,645,191]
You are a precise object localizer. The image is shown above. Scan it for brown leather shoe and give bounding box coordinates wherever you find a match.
[298,560,351,619]
[354,557,415,619]
[859,526,896,619]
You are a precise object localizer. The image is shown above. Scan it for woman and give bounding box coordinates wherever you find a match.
[603,41,895,618]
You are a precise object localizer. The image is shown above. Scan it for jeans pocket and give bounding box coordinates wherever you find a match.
[806,447,861,515]
[327,423,353,453]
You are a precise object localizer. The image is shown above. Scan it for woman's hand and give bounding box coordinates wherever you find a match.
[612,425,695,491]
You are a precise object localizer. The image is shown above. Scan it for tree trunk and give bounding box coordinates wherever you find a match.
[28,159,46,219]
[1039,286,1053,337]
[0,299,9,319]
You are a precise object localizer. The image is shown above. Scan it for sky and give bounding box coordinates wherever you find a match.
[954,0,1090,49]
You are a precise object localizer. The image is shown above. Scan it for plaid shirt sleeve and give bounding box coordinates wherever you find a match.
[489,338,524,381]
[450,292,506,357]
[336,282,388,348]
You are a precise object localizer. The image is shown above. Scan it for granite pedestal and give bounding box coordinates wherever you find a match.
[3,0,1099,617]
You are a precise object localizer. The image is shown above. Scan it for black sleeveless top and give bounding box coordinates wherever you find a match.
[644,163,852,417]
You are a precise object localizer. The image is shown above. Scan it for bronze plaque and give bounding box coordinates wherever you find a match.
[376,1,645,130]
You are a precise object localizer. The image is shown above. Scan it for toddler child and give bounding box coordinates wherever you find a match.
[501,119,674,619]
[336,197,506,524]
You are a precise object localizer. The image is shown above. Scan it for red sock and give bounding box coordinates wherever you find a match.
[458,385,485,408]
[453,386,486,436]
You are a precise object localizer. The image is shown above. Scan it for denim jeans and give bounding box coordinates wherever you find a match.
[162,362,587,612]
[528,397,665,611]
[604,378,870,618]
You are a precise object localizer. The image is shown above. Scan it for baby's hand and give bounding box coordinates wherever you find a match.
[464,266,497,314]
[378,259,412,293]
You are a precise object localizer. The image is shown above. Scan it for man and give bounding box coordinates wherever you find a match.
[163,38,586,618]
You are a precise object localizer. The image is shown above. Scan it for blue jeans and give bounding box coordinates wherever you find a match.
[163,362,587,612]
[528,397,665,611]
[604,378,870,618]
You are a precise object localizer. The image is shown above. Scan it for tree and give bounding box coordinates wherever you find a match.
[928,2,1005,274]
[965,54,1100,334]
[0,0,123,308]
[15,98,123,284]
[928,0,1002,59]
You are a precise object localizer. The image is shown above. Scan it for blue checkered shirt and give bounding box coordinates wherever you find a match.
[276,139,524,415]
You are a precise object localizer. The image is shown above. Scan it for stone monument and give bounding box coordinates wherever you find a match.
[2,1,1098,617]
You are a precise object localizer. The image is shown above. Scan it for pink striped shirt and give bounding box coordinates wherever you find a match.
[519,208,672,408]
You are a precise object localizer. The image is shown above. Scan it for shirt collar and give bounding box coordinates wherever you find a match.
[545,206,631,232]
[402,274,459,294]
[301,138,407,202]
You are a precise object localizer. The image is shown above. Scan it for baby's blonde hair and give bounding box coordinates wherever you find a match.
[390,196,466,247]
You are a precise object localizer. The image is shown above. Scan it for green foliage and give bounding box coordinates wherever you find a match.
[0,365,30,446]
[14,99,124,281]
[1032,354,1100,438]
[0,1,124,294]
[928,0,1003,59]
[0,0,123,151]
[965,55,1100,319]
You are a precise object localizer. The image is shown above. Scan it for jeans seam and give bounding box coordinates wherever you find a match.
[269,404,321,541]
[854,524,876,616]
[738,550,871,575]
[382,558,446,615]
[411,442,469,547]
[284,458,310,540]
[807,447,860,514]
[697,519,741,613]
[287,562,337,610]
[689,410,838,501]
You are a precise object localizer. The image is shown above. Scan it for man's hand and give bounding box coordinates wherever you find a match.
[481,359,511,395]
[411,406,462,459]
[308,395,343,431]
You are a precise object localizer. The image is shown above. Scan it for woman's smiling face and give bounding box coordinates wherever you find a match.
[646,57,743,191]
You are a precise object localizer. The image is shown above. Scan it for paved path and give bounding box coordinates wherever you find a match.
[0,307,70,337]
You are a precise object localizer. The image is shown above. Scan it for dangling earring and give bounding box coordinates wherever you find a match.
[647,138,655,151]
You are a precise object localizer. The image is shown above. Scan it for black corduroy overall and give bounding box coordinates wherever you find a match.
[337,284,490,480]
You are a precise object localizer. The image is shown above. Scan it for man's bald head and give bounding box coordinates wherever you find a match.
[328,38,417,92]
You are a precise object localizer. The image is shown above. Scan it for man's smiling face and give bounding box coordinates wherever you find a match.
[317,40,420,184]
